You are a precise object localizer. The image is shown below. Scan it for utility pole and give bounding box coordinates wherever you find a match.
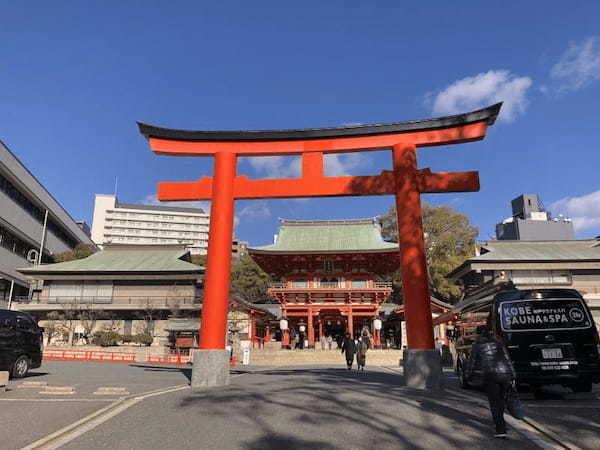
[7,280,14,310]
[38,209,48,265]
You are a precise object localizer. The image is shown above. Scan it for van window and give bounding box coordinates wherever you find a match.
[500,298,592,332]
[16,316,35,331]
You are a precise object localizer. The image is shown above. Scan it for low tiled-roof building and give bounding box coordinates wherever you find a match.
[448,239,600,327]
[14,245,204,345]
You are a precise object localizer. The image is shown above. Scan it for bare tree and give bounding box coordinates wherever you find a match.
[42,311,63,346]
[78,305,100,344]
[135,299,159,336]
[98,310,123,333]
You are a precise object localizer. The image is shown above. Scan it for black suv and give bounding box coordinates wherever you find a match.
[0,309,43,378]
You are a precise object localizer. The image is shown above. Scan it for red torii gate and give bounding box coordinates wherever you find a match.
[138,103,501,388]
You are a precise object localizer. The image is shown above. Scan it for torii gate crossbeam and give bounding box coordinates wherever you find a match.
[138,102,501,389]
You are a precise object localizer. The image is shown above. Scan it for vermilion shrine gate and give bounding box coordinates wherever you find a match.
[138,102,501,388]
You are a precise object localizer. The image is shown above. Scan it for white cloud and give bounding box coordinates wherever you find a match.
[237,201,271,221]
[551,36,600,92]
[141,194,210,214]
[246,152,372,178]
[247,156,301,178]
[550,190,600,232]
[429,70,532,122]
[324,153,371,176]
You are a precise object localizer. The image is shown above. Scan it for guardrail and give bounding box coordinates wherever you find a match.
[15,296,202,306]
[43,349,137,363]
[42,348,237,366]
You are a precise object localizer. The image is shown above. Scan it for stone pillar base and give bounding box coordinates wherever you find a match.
[191,349,230,388]
[402,349,442,390]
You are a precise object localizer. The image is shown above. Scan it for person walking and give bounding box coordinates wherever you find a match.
[340,332,357,370]
[327,335,333,350]
[466,324,517,439]
[320,334,327,350]
[356,332,370,372]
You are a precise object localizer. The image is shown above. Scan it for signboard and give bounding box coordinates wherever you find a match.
[500,298,592,332]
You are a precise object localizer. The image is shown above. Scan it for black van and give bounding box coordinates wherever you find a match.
[0,309,43,378]
[453,289,600,392]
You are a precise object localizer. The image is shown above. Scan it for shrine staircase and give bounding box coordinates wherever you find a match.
[244,342,403,366]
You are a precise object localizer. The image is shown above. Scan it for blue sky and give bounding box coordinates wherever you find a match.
[2,1,600,246]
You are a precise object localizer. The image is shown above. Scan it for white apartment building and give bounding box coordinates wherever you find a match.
[91,194,210,255]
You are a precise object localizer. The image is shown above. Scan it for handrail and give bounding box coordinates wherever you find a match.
[268,281,393,290]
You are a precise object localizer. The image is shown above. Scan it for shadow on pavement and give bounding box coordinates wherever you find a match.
[175,367,532,450]
[128,364,192,382]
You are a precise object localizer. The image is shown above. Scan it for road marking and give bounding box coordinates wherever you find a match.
[18,381,48,388]
[0,398,114,402]
[93,387,130,395]
[22,384,189,450]
[39,386,75,395]
[523,403,600,409]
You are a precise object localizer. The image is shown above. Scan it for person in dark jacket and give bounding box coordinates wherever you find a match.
[356,332,370,372]
[340,332,357,370]
[467,325,516,439]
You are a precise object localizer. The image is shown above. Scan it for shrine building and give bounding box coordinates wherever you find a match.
[248,218,399,348]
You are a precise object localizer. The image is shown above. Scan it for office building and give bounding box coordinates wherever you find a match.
[1,138,94,305]
[91,194,210,255]
[495,194,575,241]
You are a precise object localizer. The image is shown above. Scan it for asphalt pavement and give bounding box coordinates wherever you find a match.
[1,362,598,449]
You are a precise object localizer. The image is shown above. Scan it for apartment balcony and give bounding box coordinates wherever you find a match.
[12,296,202,311]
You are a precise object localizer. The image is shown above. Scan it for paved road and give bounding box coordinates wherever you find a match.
[517,384,600,450]
[0,361,190,449]
[1,362,598,449]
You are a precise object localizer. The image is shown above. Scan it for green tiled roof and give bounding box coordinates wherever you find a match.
[249,219,399,253]
[18,245,203,273]
[475,239,600,261]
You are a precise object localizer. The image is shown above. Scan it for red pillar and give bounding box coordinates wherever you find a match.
[347,305,354,337]
[199,151,237,350]
[318,316,323,340]
[250,312,256,347]
[282,329,290,348]
[374,328,381,348]
[307,307,314,347]
[264,326,272,343]
[393,143,435,350]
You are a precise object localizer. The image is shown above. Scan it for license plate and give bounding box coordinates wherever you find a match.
[542,348,563,359]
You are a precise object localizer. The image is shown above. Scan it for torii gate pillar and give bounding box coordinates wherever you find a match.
[138,103,501,389]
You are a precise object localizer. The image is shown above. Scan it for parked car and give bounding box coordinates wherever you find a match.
[452,289,600,392]
[0,309,43,378]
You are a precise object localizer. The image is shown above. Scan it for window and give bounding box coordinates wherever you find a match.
[292,279,308,288]
[351,279,368,288]
[320,278,339,288]
[0,223,35,259]
[16,316,34,331]
[0,173,78,248]
[509,270,571,285]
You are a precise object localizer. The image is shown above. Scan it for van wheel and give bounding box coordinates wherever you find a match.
[11,355,30,378]
[572,382,592,393]
[458,363,471,389]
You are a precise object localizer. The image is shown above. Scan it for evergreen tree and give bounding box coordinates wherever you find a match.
[53,244,97,263]
[378,202,478,302]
